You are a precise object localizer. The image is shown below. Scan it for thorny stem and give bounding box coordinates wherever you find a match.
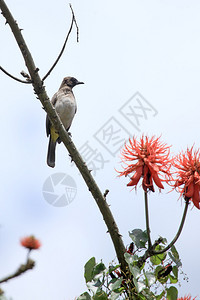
[0,0,128,273]
[144,191,152,248]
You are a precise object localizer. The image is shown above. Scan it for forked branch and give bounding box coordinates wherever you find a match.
[0,0,127,273]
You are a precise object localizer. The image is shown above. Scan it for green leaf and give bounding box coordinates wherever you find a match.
[124,252,138,265]
[77,292,92,300]
[168,249,182,268]
[133,278,146,293]
[156,290,165,300]
[166,286,178,300]
[129,265,141,279]
[171,245,179,260]
[145,272,156,286]
[160,237,167,245]
[84,257,96,283]
[109,278,123,291]
[138,295,146,300]
[157,271,169,284]
[150,254,165,265]
[169,274,178,284]
[129,229,148,249]
[93,262,106,278]
[150,245,167,265]
[108,264,121,273]
[155,265,163,277]
[93,290,108,300]
[155,266,169,284]
[86,279,102,295]
[141,288,157,299]
[110,291,121,300]
[172,266,178,278]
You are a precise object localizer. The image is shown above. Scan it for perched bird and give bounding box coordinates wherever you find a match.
[46,77,84,168]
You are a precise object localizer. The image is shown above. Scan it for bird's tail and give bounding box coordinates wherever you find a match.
[47,136,57,168]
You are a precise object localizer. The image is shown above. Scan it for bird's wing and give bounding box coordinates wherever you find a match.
[46,93,57,136]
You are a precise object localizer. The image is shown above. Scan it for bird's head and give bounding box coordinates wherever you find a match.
[60,77,84,89]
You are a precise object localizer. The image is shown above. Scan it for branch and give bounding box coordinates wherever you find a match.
[42,4,79,81]
[137,198,189,267]
[0,65,31,84]
[0,0,128,273]
[0,259,35,284]
[152,198,189,255]
[137,237,164,268]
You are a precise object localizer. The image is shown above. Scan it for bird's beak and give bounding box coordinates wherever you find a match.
[76,81,84,85]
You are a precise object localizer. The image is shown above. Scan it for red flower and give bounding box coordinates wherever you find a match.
[118,136,171,192]
[174,147,200,209]
[177,296,196,300]
[20,236,41,250]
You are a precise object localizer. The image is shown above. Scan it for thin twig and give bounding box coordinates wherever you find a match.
[0,259,35,284]
[42,4,79,81]
[152,198,189,255]
[70,3,79,42]
[0,66,31,84]
[144,191,152,248]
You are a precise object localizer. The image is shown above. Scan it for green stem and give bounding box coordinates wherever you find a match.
[153,198,189,255]
[144,191,152,248]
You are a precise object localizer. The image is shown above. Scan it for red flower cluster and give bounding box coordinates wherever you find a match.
[118,136,171,192]
[174,147,200,209]
[20,236,41,250]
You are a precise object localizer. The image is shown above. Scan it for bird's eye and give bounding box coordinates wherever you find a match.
[72,78,76,84]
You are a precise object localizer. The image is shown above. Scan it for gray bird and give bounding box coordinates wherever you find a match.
[46,77,84,168]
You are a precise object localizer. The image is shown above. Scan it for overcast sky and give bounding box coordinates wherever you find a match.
[0,0,200,299]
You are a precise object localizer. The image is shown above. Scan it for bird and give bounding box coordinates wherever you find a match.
[46,76,84,168]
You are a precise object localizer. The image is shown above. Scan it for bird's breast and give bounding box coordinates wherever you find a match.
[55,92,77,130]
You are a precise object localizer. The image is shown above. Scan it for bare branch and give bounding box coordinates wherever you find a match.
[0,0,128,273]
[0,259,35,284]
[42,4,79,81]
[0,66,31,83]
[70,3,79,42]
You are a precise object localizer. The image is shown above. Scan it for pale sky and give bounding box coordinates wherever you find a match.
[0,0,200,299]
